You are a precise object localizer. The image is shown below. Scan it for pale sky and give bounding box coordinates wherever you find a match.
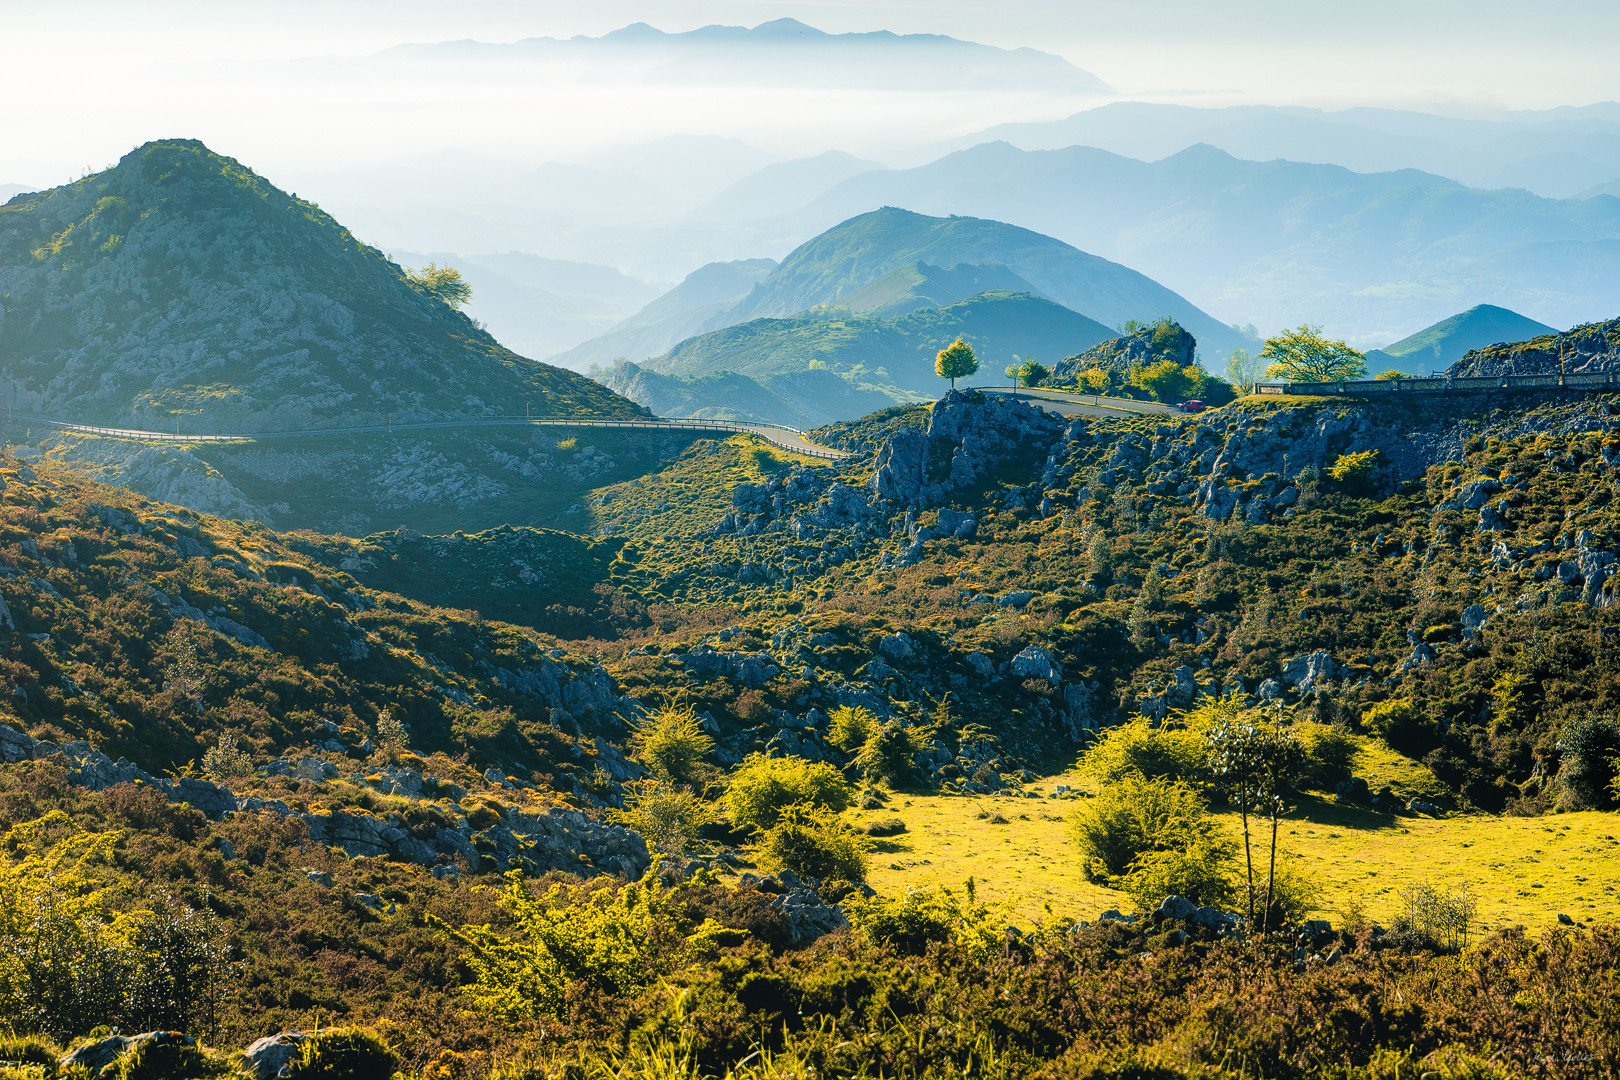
[3,0,1618,185]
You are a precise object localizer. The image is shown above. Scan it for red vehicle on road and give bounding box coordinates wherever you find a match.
[1177,399,1207,413]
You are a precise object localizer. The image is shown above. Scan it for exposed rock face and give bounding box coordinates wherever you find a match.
[0,139,642,432]
[1053,320,1197,382]
[1446,316,1620,378]
[869,390,1063,507]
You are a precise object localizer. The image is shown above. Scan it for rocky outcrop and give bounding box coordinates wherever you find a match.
[869,390,1064,508]
[1053,321,1197,382]
[1446,316,1620,378]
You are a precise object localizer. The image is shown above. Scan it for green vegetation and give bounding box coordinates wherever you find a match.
[1260,324,1368,382]
[723,753,853,833]
[404,263,472,309]
[627,704,714,784]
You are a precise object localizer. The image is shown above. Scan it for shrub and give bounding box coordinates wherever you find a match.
[1297,722,1359,785]
[114,1033,216,1080]
[1362,698,1436,754]
[1074,717,1209,786]
[753,807,869,883]
[1555,714,1620,809]
[1328,449,1380,486]
[125,896,232,1039]
[1118,833,1237,911]
[432,864,733,1025]
[845,882,1000,960]
[1391,880,1478,951]
[1068,774,1209,881]
[827,706,878,753]
[628,704,714,784]
[284,1028,400,1080]
[200,732,253,780]
[852,720,923,787]
[724,754,854,834]
[611,779,713,855]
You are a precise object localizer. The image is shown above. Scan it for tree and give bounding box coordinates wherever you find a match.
[627,704,714,785]
[1260,325,1367,383]
[1129,358,1203,402]
[723,753,854,833]
[935,338,979,389]
[611,779,714,855]
[1078,367,1112,394]
[406,263,473,309]
[1375,368,1411,381]
[1225,347,1263,388]
[1005,358,1049,388]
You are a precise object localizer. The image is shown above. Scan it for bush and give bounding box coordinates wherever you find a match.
[1298,722,1359,785]
[845,883,999,959]
[611,779,713,855]
[753,807,870,883]
[1362,698,1436,755]
[1328,449,1380,486]
[723,753,854,833]
[852,720,923,787]
[285,1028,400,1080]
[827,706,878,753]
[1390,880,1478,951]
[1074,717,1209,786]
[628,705,714,784]
[1118,833,1237,912]
[1555,714,1620,809]
[114,1033,217,1080]
[1068,774,1209,881]
[200,732,253,780]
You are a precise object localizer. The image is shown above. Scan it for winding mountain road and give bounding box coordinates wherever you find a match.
[0,390,1162,464]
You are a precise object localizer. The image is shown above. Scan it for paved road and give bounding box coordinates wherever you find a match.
[975,385,1180,419]
[0,412,849,460]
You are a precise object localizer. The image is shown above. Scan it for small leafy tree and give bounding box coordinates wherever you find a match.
[628,704,714,785]
[611,779,714,855]
[431,863,734,1025]
[1206,720,1267,927]
[406,263,473,308]
[1078,367,1112,394]
[1129,358,1201,402]
[1556,714,1620,809]
[375,709,410,755]
[1375,368,1411,381]
[1005,358,1049,388]
[935,338,979,389]
[1261,325,1367,382]
[753,806,870,883]
[723,753,854,833]
[1225,347,1263,387]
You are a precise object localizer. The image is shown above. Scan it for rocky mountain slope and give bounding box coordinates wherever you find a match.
[0,139,644,432]
[1446,314,1620,377]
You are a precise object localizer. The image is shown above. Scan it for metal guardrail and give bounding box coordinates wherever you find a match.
[0,412,847,460]
[1253,371,1620,397]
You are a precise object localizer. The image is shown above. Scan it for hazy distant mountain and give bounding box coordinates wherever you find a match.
[603,361,898,428]
[690,151,884,223]
[1362,304,1559,375]
[392,250,663,361]
[721,207,1245,357]
[552,259,777,371]
[1578,179,1620,199]
[0,140,642,431]
[376,19,1109,94]
[779,144,1620,343]
[933,101,1620,199]
[650,291,1116,403]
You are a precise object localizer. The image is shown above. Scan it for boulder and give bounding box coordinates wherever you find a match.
[243,1031,310,1080]
[1281,650,1340,693]
[878,633,916,661]
[1008,646,1063,685]
[995,590,1037,608]
[772,887,850,946]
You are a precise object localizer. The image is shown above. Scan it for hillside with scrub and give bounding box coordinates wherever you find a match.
[7,317,1620,1076]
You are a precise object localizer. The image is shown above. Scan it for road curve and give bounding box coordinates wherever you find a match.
[0,412,849,460]
[975,385,1180,419]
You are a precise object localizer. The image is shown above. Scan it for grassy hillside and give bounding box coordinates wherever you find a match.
[1365,304,1559,375]
[0,139,645,430]
[649,290,1115,401]
[721,207,1246,356]
[837,259,1043,319]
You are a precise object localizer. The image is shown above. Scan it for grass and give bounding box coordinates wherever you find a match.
[845,781,1620,931]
